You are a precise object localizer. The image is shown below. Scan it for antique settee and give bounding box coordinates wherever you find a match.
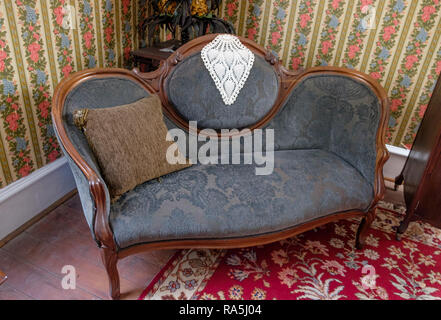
[52,35,389,299]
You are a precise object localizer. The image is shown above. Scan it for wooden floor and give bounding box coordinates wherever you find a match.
[0,185,405,300]
[0,193,175,300]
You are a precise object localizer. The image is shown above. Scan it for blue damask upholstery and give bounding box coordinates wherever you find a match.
[165,72,380,187]
[110,149,373,249]
[165,53,279,129]
[267,74,380,187]
[58,69,382,251]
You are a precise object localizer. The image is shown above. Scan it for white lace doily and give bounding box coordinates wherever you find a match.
[201,34,255,105]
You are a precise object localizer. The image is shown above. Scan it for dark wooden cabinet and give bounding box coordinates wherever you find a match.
[395,77,441,239]
[131,40,180,72]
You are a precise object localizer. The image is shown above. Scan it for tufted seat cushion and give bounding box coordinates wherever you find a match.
[109,149,373,249]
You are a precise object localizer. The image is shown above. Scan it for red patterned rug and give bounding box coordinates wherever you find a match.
[139,202,441,300]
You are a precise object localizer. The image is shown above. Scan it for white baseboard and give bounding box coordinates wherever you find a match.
[383,144,410,181]
[0,157,76,241]
[0,144,409,242]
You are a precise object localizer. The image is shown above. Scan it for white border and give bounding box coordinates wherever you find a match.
[383,144,409,181]
[0,157,76,241]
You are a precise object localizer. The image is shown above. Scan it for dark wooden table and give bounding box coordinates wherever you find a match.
[395,75,441,240]
[0,269,6,285]
[131,40,180,72]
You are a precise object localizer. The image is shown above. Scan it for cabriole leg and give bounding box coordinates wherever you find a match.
[356,207,377,250]
[394,173,404,191]
[396,209,414,241]
[100,247,120,300]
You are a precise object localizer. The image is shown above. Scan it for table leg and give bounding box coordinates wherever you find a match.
[0,270,7,285]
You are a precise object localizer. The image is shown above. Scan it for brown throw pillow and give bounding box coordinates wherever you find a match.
[73,95,191,199]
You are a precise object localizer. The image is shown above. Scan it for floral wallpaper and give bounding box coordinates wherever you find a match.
[1,0,441,189]
[0,0,138,188]
[215,0,441,149]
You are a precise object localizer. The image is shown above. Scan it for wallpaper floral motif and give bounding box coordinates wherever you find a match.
[0,0,138,188]
[1,0,441,189]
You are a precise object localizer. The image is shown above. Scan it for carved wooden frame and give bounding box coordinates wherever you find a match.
[52,34,390,299]
[133,34,302,136]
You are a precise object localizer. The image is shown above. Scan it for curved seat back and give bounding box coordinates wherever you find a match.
[165,53,279,130]
[266,71,385,187]
[139,34,388,190]
[146,34,300,134]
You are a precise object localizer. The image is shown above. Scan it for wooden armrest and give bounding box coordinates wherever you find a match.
[52,68,156,251]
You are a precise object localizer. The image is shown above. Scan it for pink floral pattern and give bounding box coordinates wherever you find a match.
[121,0,133,68]
[79,0,97,69]
[0,0,138,188]
[16,0,60,164]
[244,0,264,42]
[342,0,374,69]
[266,0,289,55]
[223,0,240,26]
[387,0,441,143]
[368,0,406,82]
[401,46,441,148]
[102,0,116,67]
[50,0,75,79]
[140,204,441,300]
[0,16,35,179]
[315,0,345,66]
[288,0,317,70]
